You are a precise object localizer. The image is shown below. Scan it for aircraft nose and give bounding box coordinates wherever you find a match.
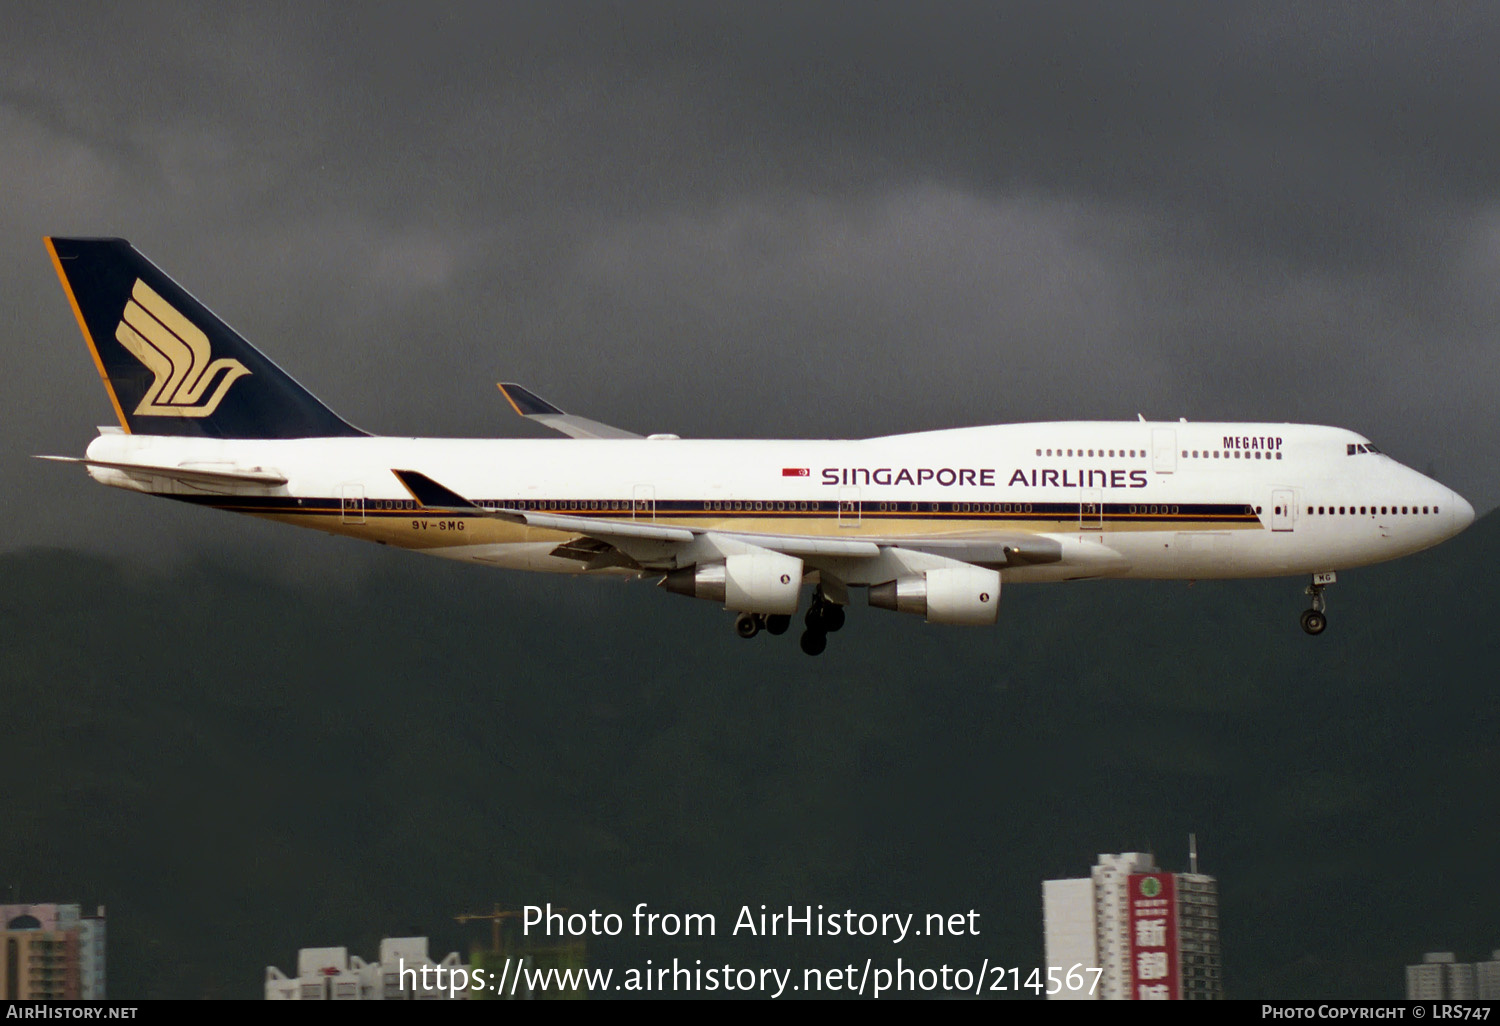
[1449,490,1475,534]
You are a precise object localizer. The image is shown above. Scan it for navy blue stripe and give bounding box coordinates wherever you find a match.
[164,494,1261,523]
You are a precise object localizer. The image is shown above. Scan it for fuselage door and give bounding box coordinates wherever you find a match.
[1152,429,1177,474]
[340,484,365,524]
[632,484,655,521]
[838,486,861,528]
[1271,488,1295,532]
[1080,488,1104,530]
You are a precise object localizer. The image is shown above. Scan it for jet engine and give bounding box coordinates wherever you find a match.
[662,551,804,614]
[867,566,1000,625]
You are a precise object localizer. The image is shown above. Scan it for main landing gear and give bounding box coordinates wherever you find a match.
[1301,572,1335,636]
[732,590,846,656]
[734,612,791,639]
[799,591,845,656]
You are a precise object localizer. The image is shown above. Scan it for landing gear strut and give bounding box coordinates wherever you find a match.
[1301,572,1334,636]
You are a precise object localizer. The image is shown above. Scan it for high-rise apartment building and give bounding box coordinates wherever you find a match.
[1043,850,1222,1000]
[1,903,106,1000]
[1406,951,1500,1000]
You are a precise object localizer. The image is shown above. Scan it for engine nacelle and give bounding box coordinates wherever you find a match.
[662,551,803,614]
[868,566,1000,625]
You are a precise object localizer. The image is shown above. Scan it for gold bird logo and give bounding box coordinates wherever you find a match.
[115,278,250,417]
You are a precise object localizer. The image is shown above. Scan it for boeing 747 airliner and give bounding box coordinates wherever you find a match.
[40,237,1475,654]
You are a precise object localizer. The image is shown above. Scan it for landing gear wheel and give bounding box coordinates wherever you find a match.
[735,613,761,639]
[806,599,846,633]
[1300,609,1327,636]
[765,614,791,636]
[820,604,846,633]
[799,629,827,656]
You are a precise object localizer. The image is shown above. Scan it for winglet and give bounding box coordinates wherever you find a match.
[497,382,565,417]
[391,469,481,510]
[495,382,644,439]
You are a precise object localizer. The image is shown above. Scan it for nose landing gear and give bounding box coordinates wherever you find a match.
[1301,572,1335,635]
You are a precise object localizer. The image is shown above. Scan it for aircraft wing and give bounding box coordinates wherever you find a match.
[389,470,1078,577]
[496,383,643,440]
[392,468,693,542]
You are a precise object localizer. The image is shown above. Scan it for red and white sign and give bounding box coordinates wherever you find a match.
[782,467,810,477]
[1127,873,1179,1000]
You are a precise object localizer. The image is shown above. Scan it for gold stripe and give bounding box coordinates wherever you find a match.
[496,382,525,418]
[45,237,130,433]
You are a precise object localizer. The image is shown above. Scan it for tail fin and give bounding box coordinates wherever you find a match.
[45,237,364,438]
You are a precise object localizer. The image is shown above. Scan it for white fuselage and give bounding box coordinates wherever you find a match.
[82,420,1473,586]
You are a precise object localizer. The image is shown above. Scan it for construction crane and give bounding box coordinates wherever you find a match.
[454,905,559,953]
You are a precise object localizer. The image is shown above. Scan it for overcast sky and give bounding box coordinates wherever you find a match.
[5,2,1497,565]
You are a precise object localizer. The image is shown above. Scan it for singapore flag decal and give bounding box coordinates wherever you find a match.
[782,467,810,477]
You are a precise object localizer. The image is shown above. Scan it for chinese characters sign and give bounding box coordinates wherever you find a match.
[1128,873,1179,1000]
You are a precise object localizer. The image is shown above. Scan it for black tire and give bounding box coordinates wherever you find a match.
[1300,609,1327,636]
[765,614,791,636]
[799,629,827,656]
[735,614,761,639]
[821,604,846,632]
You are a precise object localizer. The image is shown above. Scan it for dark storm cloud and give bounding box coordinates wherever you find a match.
[3,2,1498,563]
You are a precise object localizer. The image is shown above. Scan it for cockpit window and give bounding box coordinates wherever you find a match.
[1347,443,1382,455]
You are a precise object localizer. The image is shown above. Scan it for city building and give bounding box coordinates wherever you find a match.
[1480,952,1500,1000]
[1,903,106,1000]
[265,936,466,999]
[1406,951,1500,1000]
[1043,847,1222,1000]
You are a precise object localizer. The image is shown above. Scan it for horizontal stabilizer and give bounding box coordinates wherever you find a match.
[36,455,287,487]
[496,383,643,440]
